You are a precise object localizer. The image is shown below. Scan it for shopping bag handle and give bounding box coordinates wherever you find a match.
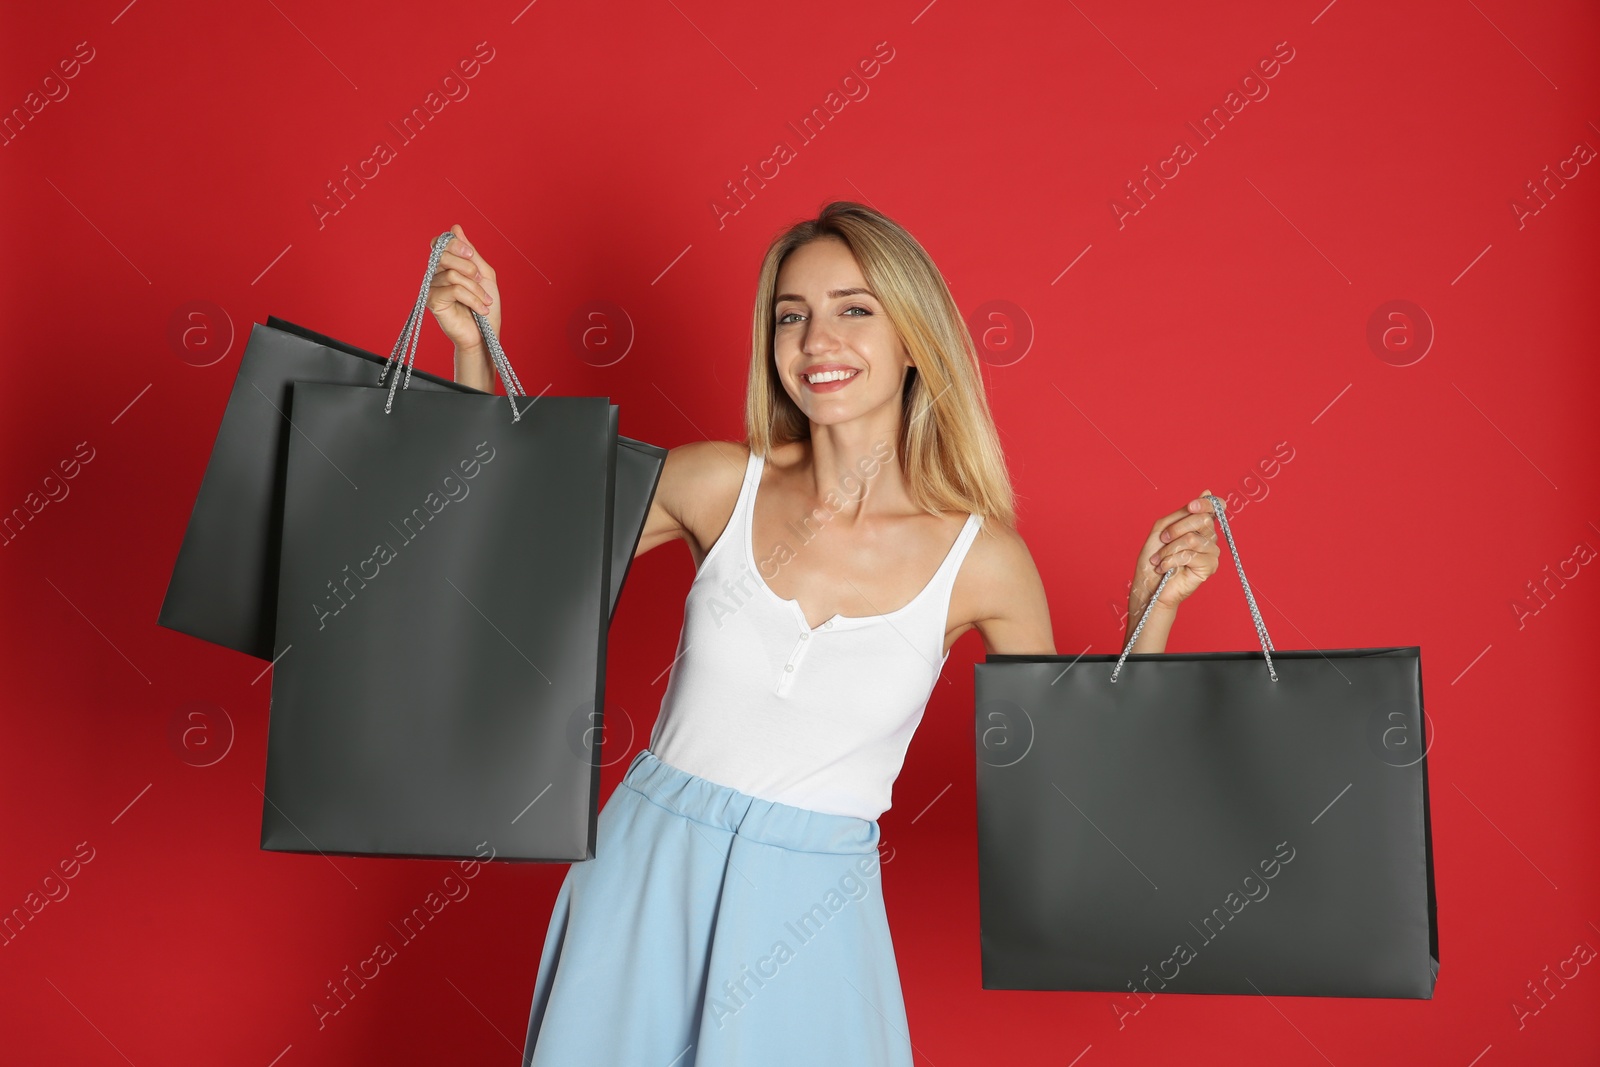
[377,231,528,422]
[1110,493,1279,683]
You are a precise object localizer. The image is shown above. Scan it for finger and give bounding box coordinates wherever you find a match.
[1148,506,1189,536]
[1152,546,1199,572]
[430,281,492,317]
[437,250,483,281]
[451,283,492,317]
[445,224,474,260]
[427,280,489,318]
[1158,511,1215,544]
[1182,534,1223,568]
[1156,532,1222,576]
[470,245,496,278]
[435,231,470,260]
[432,268,492,307]
[452,224,496,278]
[1155,489,1220,542]
[1149,530,1212,568]
[1149,488,1218,536]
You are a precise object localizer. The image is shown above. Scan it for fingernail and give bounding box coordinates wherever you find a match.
[1160,531,1170,542]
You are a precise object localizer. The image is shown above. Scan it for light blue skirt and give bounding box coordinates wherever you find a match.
[521,748,915,1066]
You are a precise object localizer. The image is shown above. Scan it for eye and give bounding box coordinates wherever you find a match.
[843,305,870,316]
[776,310,802,325]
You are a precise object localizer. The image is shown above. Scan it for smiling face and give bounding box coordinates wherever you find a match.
[771,236,913,430]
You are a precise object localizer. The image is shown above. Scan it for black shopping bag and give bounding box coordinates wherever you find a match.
[262,317,665,633]
[974,498,1438,999]
[259,233,621,862]
[157,315,664,661]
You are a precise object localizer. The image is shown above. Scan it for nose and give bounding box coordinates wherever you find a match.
[800,316,843,357]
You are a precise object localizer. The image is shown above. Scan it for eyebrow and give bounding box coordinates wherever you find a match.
[773,287,876,304]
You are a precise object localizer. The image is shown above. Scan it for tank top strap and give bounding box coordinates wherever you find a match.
[743,449,766,501]
[736,449,765,547]
[919,512,983,659]
[722,448,761,528]
[930,513,983,589]
[694,448,763,577]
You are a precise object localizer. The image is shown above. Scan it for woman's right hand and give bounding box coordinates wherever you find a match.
[428,223,502,392]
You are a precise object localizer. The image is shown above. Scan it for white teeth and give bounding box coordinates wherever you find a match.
[805,369,857,384]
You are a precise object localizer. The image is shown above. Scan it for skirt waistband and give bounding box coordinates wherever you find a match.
[622,749,880,856]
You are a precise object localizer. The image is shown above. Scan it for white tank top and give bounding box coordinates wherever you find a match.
[646,447,984,821]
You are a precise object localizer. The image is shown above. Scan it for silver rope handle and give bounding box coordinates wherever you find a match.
[1110,493,1278,683]
[378,231,525,422]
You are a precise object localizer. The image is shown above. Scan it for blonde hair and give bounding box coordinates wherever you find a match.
[743,201,1016,529]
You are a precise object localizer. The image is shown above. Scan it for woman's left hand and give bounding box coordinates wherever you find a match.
[1133,489,1223,611]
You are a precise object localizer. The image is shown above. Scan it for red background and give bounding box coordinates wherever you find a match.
[3,1,1598,1063]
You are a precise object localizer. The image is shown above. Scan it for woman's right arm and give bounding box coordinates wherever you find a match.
[435,225,744,564]
[632,440,748,560]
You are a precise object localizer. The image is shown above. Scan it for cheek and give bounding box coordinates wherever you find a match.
[771,355,800,399]
[772,347,797,389]
[858,334,904,379]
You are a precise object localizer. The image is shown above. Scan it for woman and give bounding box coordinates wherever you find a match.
[430,203,1220,1065]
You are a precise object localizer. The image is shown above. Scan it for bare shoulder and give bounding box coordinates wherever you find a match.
[962,520,1044,603]
[636,440,753,560]
[663,439,751,492]
[951,517,1055,655]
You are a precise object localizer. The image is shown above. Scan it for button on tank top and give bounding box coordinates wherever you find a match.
[647,448,984,821]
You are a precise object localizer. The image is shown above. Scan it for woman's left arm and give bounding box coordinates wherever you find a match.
[1124,489,1223,654]
[967,523,1057,656]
